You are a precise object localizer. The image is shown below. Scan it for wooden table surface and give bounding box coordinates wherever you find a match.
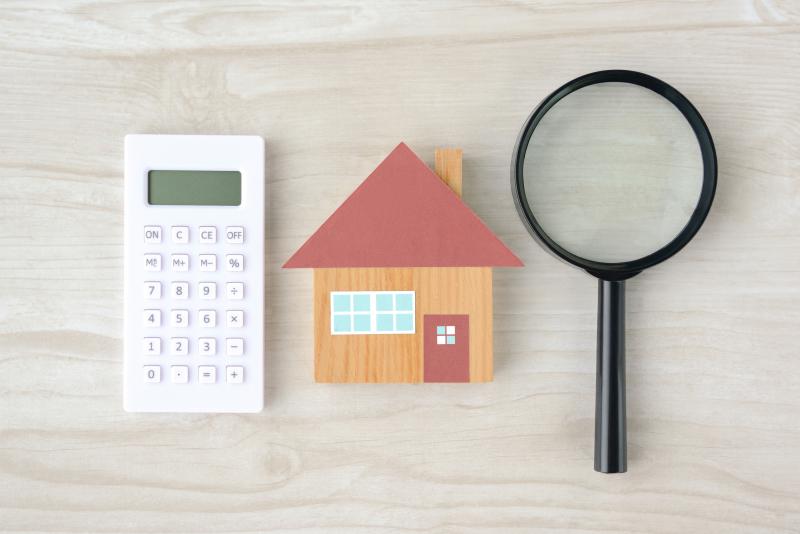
[1,1,798,532]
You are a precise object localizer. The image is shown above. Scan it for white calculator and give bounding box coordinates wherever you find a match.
[124,134,264,413]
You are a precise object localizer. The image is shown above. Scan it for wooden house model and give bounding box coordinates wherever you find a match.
[284,143,522,382]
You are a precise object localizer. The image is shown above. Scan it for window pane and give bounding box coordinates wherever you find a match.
[353,294,370,312]
[395,313,414,332]
[376,313,394,332]
[376,294,393,311]
[436,325,445,335]
[447,335,456,345]
[333,294,350,312]
[437,335,446,345]
[396,293,413,311]
[333,314,351,333]
[353,314,371,332]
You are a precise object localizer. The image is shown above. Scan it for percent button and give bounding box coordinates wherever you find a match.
[226,254,244,272]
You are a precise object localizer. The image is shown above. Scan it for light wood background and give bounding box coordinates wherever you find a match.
[0,1,798,532]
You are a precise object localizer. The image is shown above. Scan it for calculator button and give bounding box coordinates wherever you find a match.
[171,281,189,299]
[171,309,189,328]
[226,282,243,300]
[171,254,189,271]
[143,337,161,355]
[226,310,244,328]
[143,281,162,299]
[199,254,216,272]
[170,337,189,356]
[199,226,217,243]
[225,254,244,272]
[144,226,162,244]
[143,310,161,327]
[198,366,216,384]
[199,310,216,328]
[144,254,161,271]
[199,337,216,356]
[226,338,244,356]
[198,282,216,299]
[226,226,244,243]
[143,365,161,383]
[171,365,189,384]
[171,226,189,243]
[226,366,244,384]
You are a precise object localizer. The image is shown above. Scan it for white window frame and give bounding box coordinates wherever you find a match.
[330,291,415,335]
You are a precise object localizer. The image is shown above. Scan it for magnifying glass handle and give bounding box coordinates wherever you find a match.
[595,279,627,473]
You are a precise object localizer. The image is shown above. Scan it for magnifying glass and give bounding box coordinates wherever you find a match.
[511,70,717,473]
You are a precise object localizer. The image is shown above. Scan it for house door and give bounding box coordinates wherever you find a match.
[424,314,469,382]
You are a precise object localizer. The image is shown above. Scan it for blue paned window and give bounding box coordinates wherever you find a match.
[330,291,415,335]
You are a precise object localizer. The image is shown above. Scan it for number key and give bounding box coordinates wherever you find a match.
[143,337,161,355]
[144,281,161,299]
[171,282,188,299]
[171,309,189,327]
[199,310,216,328]
[198,282,216,299]
[199,337,216,356]
[143,310,161,327]
[170,337,188,356]
[143,365,161,383]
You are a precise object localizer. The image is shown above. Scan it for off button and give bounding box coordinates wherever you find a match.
[226,226,244,244]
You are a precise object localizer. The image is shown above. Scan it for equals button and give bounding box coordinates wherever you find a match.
[198,366,216,384]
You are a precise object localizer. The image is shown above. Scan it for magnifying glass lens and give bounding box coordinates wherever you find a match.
[523,82,705,263]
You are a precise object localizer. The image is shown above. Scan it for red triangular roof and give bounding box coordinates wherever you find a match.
[283,143,522,268]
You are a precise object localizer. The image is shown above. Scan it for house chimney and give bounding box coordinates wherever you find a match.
[434,147,463,198]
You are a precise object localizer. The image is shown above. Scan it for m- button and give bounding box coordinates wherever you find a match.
[226,226,244,244]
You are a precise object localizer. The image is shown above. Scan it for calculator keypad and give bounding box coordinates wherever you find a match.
[139,225,250,386]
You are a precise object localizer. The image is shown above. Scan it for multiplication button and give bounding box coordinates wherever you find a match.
[226,310,244,328]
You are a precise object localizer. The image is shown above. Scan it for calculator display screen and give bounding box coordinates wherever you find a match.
[147,170,241,206]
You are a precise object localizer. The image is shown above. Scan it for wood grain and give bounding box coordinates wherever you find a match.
[0,1,799,533]
[434,147,463,197]
[313,267,492,383]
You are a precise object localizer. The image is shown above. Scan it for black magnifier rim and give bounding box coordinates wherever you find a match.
[511,70,717,281]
